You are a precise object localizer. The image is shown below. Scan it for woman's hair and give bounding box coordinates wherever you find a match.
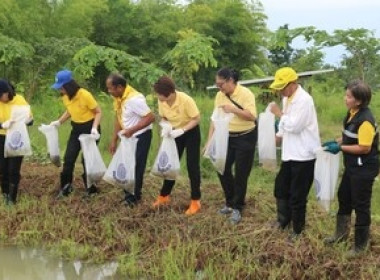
[107,73,127,87]
[346,80,372,108]
[0,79,16,101]
[62,80,81,100]
[153,76,176,97]
[216,68,240,83]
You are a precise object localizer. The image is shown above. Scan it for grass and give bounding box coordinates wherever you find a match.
[1,84,380,279]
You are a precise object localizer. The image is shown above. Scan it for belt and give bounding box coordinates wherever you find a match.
[229,128,255,137]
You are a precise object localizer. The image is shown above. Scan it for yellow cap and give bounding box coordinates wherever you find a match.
[269,67,298,90]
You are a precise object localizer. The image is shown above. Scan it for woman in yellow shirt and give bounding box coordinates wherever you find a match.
[50,70,102,198]
[0,79,33,205]
[152,76,201,215]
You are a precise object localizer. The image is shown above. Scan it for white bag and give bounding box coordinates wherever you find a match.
[78,134,107,188]
[4,105,32,158]
[38,124,61,167]
[204,108,234,174]
[151,121,180,180]
[103,135,138,192]
[314,149,340,212]
[258,104,277,171]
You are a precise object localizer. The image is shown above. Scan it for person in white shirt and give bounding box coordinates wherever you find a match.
[269,67,320,239]
[106,73,155,207]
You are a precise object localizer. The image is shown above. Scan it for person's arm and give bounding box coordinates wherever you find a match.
[341,144,371,155]
[122,112,155,138]
[109,117,122,154]
[183,115,200,132]
[57,110,71,124]
[91,106,102,129]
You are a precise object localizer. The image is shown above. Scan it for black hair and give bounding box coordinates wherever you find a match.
[107,73,127,88]
[345,80,372,108]
[153,76,176,97]
[216,68,240,83]
[0,79,16,101]
[62,80,81,100]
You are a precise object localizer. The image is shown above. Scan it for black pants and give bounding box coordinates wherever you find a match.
[274,159,315,234]
[218,128,257,211]
[61,120,100,188]
[337,170,375,227]
[0,135,23,194]
[132,129,152,200]
[160,125,201,200]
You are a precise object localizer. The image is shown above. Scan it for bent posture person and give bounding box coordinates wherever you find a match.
[51,70,102,198]
[0,79,33,205]
[106,73,154,207]
[323,80,378,257]
[205,68,257,224]
[270,67,320,239]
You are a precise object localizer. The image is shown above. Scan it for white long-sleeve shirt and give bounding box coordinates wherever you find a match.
[277,85,320,161]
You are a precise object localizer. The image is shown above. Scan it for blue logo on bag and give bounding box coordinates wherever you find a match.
[8,131,24,150]
[157,151,171,173]
[112,163,127,183]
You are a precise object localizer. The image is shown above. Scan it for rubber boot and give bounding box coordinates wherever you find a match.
[82,173,98,199]
[8,183,18,205]
[152,195,170,208]
[347,226,370,258]
[324,215,351,244]
[56,183,73,199]
[271,199,291,229]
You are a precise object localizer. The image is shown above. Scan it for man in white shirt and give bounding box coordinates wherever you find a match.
[106,73,155,206]
[270,67,320,239]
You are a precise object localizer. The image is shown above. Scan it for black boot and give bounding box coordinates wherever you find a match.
[56,183,73,199]
[292,209,306,235]
[3,193,9,205]
[324,214,351,244]
[272,199,291,229]
[8,183,19,205]
[347,226,370,258]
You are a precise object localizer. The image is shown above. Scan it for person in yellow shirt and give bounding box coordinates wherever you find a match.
[323,80,379,257]
[205,68,257,224]
[50,70,102,198]
[0,79,33,205]
[152,76,201,215]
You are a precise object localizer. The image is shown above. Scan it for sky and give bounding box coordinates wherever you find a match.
[260,0,380,65]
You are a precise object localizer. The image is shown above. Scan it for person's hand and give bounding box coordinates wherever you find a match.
[170,128,185,138]
[50,120,61,127]
[219,104,236,114]
[323,141,341,154]
[161,126,171,138]
[121,128,134,138]
[270,103,282,118]
[25,116,34,125]
[109,140,117,155]
[322,140,337,147]
[91,127,100,140]
[1,120,14,129]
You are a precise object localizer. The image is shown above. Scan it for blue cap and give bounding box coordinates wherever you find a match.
[51,70,72,89]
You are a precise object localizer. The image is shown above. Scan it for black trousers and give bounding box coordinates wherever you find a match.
[274,159,315,234]
[132,129,152,200]
[218,128,257,211]
[0,135,23,194]
[337,170,375,227]
[160,125,201,200]
[61,120,100,188]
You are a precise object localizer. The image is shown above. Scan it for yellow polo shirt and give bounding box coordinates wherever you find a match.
[158,91,200,129]
[112,85,141,127]
[214,84,257,132]
[348,109,376,146]
[62,88,98,123]
[0,94,30,135]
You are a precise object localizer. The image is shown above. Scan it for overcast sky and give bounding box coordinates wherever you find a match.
[260,0,380,64]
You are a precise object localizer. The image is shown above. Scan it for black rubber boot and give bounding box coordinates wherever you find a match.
[324,214,351,245]
[347,226,370,258]
[56,183,73,199]
[292,209,306,235]
[8,183,19,205]
[274,199,291,229]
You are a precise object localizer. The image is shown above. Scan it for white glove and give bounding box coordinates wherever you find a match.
[50,120,61,127]
[1,120,14,129]
[170,128,185,138]
[91,127,100,140]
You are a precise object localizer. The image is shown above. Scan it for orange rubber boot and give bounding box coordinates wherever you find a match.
[185,200,201,215]
[152,195,170,208]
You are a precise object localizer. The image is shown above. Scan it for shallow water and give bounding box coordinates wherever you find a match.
[0,246,121,280]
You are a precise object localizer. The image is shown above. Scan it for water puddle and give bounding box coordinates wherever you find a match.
[0,246,121,280]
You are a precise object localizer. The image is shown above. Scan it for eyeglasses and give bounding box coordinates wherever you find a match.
[215,79,228,88]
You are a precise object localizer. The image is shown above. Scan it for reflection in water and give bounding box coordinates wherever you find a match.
[0,247,120,280]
